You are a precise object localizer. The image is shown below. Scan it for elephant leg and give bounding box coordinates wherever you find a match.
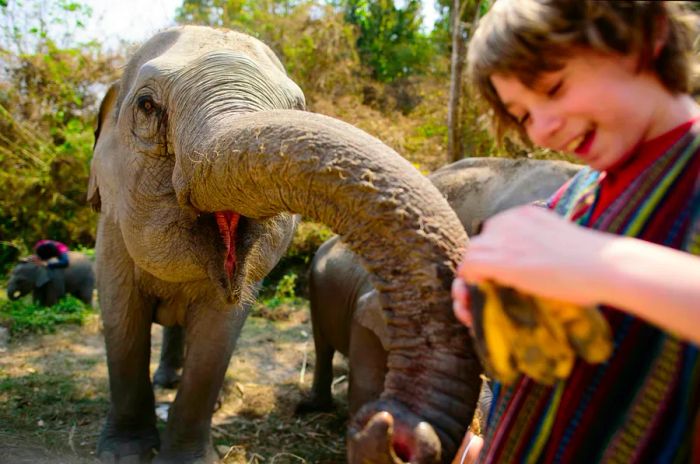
[347,321,388,416]
[98,292,159,462]
[156,302,249,464]
[78,286,94,306]
[153,325,184,389]
[295,305,336,414]
[96,223,160,463]
[33,275,64,306]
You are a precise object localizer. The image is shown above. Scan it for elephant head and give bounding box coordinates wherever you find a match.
[90,25,480,463]
[7,259,50,300]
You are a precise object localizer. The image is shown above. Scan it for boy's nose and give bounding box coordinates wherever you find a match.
[527,107,564,147]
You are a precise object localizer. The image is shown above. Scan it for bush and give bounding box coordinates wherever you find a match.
[260,220,333,301]
[0,295,94,337]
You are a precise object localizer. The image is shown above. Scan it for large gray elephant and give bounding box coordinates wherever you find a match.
[298,157,581,416]
[6,251,95,306]
[89,25,480,464]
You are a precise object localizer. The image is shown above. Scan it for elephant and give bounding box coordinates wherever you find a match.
[88,25,481,464]
[6,251,95,306]
[297,157,582,419]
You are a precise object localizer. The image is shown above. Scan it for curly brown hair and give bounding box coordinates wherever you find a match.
[467,0,699,142]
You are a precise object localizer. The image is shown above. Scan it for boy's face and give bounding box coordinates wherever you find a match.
[491,50,672,171]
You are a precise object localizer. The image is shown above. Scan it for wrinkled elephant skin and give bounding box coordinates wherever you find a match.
[89,25,480,463]
[300,158,581,433]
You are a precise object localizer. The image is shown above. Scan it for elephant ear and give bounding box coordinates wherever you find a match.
[88,80,120,212]
[35,266,50,288]
[355,289,390,351]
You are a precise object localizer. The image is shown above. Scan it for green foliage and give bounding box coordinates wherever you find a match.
[176,0,361,97]
[0,0,121,272]
[0,294,94,336]
[255,271,305,320]
[343,0,434,82]
[265,272,299,307]
[261,220,333,304]
[284,220,334,262]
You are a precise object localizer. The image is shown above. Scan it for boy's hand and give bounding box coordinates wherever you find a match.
[455,205,612,308]
[450,431,483,464]
[451,277,472,327]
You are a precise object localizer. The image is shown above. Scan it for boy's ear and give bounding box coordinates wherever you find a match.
[88,80,120,212]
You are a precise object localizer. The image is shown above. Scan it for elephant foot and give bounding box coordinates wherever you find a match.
[98,423,160,464]
[153,366,182,389]
[294,394,335,415]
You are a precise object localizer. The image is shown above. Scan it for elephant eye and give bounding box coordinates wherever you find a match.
[137,95,158,115]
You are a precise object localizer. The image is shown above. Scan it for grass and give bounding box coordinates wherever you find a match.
[0,297,351,463]
[0,294,95,337]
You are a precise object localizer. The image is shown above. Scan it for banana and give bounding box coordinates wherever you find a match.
[469,283,519,385]
[468,282,613,386]
[537,297,613,364]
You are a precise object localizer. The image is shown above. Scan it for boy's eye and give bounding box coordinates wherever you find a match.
[547,79,563,97]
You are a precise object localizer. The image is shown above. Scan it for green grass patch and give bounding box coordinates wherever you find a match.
[0,295,94,337]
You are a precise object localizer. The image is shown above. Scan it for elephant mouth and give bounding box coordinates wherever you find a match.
[215,211,240,279]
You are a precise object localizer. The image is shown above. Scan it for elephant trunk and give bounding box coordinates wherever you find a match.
[6,282,21,300]
[174,109,482,463]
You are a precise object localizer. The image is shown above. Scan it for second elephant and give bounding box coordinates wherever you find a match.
[6,251,95,307]
[299,157,581,416]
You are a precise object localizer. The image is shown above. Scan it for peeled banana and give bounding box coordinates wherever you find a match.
[468,282,613,386]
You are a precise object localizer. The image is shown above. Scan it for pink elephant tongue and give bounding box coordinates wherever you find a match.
[215,211,240,279]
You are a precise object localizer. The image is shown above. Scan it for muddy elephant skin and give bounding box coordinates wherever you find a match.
[89,25,481,464]
[6,251,95,306]
[300,157,581,418]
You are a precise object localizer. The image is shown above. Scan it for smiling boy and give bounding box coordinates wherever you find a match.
[451,1,700,463]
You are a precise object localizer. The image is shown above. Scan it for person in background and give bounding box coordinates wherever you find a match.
[32,239,70,269]
[450,0,700,462]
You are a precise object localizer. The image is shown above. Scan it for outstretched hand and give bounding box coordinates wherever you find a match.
[453,204,700,347]
[452,205,616,325]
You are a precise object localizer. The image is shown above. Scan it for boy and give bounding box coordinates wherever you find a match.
[33,239,70,269]
[451,1,700,462]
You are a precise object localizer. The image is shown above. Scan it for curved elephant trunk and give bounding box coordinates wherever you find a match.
[7,283,21,301]
[174,109,482,462]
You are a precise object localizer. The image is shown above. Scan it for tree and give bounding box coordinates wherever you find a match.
[447,0,484,162]
[0,0,120,271]
[176,0,361,98]
[342,0,433,82]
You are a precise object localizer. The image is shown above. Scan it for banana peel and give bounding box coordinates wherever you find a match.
[468,282,613,386]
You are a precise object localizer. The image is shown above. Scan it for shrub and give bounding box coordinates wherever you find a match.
[0,295,94,337]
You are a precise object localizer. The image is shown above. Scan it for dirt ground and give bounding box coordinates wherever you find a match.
[0,304,350,463]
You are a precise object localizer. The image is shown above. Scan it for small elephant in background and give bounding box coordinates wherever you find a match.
[6,251,96,307]
[298,157,582,417]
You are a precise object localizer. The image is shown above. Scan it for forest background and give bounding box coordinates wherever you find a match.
[1,0,696,279]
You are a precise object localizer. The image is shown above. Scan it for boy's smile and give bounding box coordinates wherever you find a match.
[491,49,699,171]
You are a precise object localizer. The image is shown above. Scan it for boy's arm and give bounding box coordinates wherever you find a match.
[47,252,70,269]
[456,206,700,346]
[598,236,700,345]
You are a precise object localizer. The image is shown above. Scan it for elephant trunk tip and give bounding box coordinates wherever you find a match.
[348,401,442,464]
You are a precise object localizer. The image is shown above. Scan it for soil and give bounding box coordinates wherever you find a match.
[0,304,350,463]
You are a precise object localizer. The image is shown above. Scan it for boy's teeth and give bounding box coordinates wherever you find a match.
[566,134,585,152]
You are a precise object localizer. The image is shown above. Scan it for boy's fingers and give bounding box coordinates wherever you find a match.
[451,278,472,327]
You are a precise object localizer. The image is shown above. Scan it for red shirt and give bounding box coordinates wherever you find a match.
[590,117,700,224]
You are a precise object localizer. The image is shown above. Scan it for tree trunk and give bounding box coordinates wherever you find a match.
[447,0,466,164]
[447,0,484,164]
